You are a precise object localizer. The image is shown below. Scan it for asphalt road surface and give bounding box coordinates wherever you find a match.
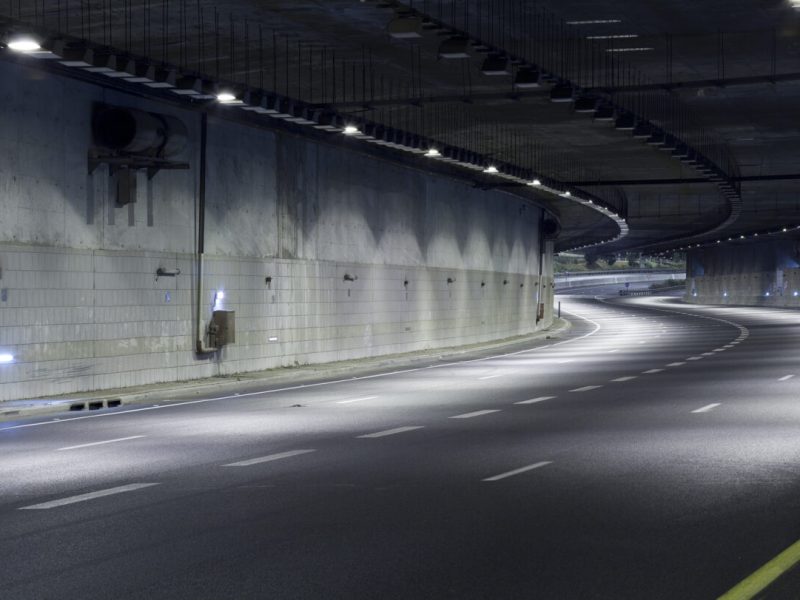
[2,293,800,599]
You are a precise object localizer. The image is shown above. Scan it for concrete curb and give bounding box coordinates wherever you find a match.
[0,318,573,423]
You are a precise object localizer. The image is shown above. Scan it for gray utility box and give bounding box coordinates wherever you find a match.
[209,310,236,347]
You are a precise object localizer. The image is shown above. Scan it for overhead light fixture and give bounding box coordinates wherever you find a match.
[514,68,540,89]
[438,37,470,59]
[483,165,499,174]
[481,55,510,76]
[387,15,423,39]
[0,353,13,364]
[216,91,239,104]
[586,34,639,39]
[425,148,441,157]
[7,36,41,52]
[605,47,654,53]
[614,113,636,130]
[566,19,622,25]
[574,95,598,113]
[593,105,615,122]
[343,125,361,136]
[550,83,574,103]
[527,179,542,186]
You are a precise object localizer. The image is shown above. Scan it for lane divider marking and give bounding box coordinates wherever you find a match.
[611,376,637,382]
[483,461,552,482]
[357,426,425,439]
[222,449,316,467]
[569,385,602,392]
[478,374,504,380]
[336,396,379,404]
[57,435,146,451]
[692,403,721,414]
[667,362,686,367]
[515,396,556,405]
[450,410,501,419]
[643,369,664,374]
[779,375,795,382]
[19,483,159,510]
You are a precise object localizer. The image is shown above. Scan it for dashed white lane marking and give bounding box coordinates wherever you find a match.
[692,403,721,414]
[607,349,619,353]
[222,449,316,467]
[687,356,704,361]
[723,345,735,349]
[478,374,504,380]
[638,340,646,344]
[643,368,664,374]
[336,396,379,404]
[570,385,602,392]
[713,348,725,352]
[19,483,159,510]
[611,376,637,382]
[557,359,574,364]
[515,396,556,405]
[482,461,552,482]
[779,375,795,382]
[667,362,686,367]
[450,409,501,419]
[357,426,425,439]
[702,352,715,356]
[57,435,146,452]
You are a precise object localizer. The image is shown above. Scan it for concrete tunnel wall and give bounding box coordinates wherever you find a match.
[0,59,552,401]
[686,238,800,306]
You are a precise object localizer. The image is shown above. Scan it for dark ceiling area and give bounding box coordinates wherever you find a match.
[2,0,800,254]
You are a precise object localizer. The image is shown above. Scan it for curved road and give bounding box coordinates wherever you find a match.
[1,294,799,599]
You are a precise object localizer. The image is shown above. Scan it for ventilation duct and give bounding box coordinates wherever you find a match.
[92,105,188,158]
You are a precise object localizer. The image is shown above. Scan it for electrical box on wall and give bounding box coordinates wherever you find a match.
[209,310,235,347]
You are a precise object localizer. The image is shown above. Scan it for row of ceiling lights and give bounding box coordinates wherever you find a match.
[4,31,629,251]
[648,226,800,258]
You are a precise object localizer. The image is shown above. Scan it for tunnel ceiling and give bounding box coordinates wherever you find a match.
[2,0,800,254]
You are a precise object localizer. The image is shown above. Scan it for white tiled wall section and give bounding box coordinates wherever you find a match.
[0,246,544,400]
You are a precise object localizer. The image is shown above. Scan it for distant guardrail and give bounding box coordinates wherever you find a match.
[555,268,683,279]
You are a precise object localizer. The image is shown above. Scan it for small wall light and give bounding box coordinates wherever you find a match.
[156,267,181,278]
[265,276,272,285]
[343,273,358,282]
[447,277,456,284]
[503,279,509,285]
[0,353,13,363]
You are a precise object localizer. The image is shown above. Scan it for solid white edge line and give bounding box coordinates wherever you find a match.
[222,449,316,467]
[692,403,721,414]
[0,308,604,432]
[19,483,159,510]
[483,461,552,482]
[450,409,501,419]
[478,374,503,380]
[779,375,795,381]
[57,435,146,451]
[357,426,424,439]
